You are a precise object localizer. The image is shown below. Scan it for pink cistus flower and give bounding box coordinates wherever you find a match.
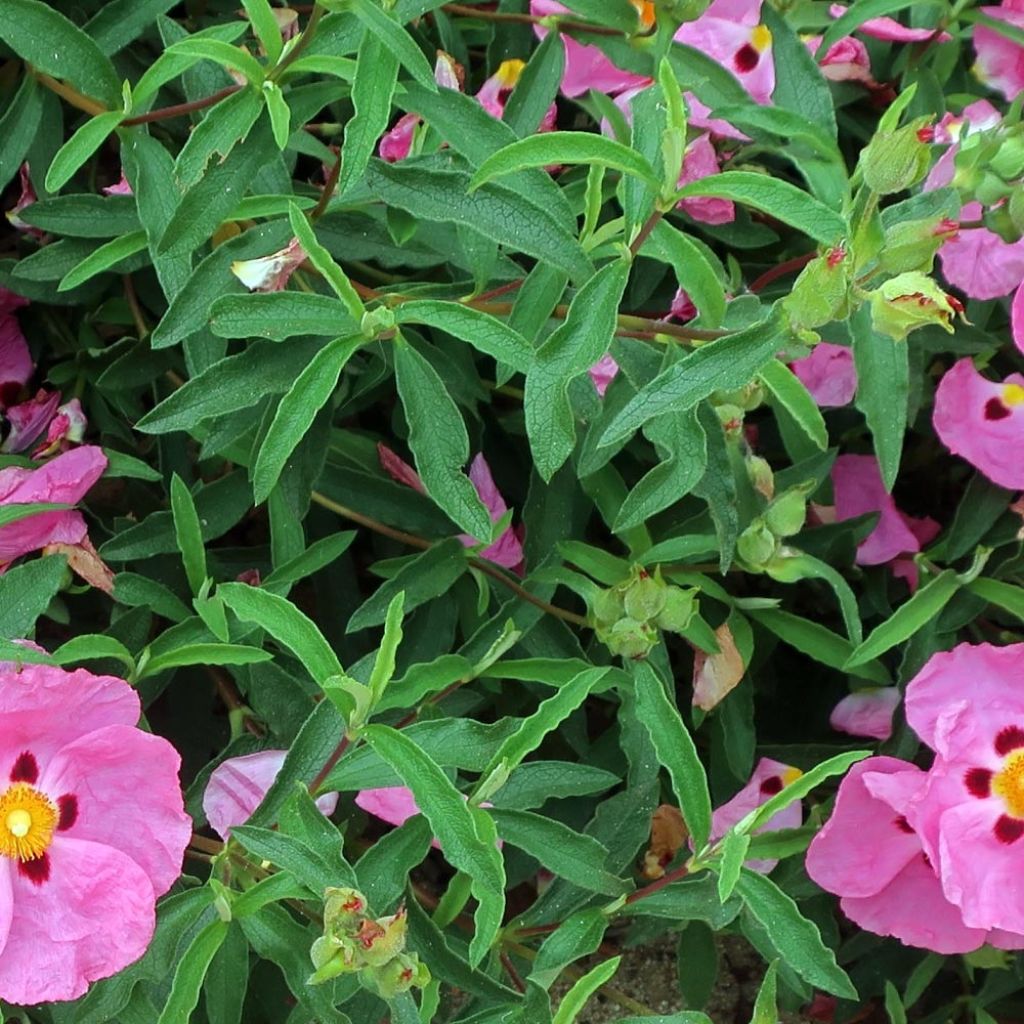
[356,786,440,849]
[790,342,857,408]
[0,301,33,409]
[828,3,952,42]
[933,358,1024,489]
[0,664,190,1004]
[830,687,901,741]
[805,757,1023,952]
[973,0,1024,100]
[902,642,1024,935]
[203,750,338,840]
[588,354,619,398]
[707,758,803,873]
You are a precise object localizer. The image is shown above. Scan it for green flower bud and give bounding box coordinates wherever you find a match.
[623,572,667,621]
[990,129,1024,181]
[358,907,409,968]
[782,248,851,330]
[868,272,963,342]
[598,617,659,660]
[362,954,431,999]
[716,381,765,411]
[764,483,812,539]
[591,586,625,627]
[1010,186,1024,236]
[737,519,778,569]
[746,455,775,500]
[309,935,359,984]
[714,403,745,440]
[878,217,959,275]
[861,118,932,195]
[654,586,698,633]
[983,203,1024,244]
[976,170,1013,207]
[323,887,368,937]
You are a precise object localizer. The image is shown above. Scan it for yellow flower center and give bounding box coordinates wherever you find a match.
[781,766,804,786]
[0,783,58,862]
[994,751,1024,818]
[631,0,656,30]
[751,24,772,53]
[1003,384,1024,407]
[495,60,526,89]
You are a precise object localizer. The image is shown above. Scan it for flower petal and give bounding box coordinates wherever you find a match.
[790,342,857,407]
[830,686,900,741]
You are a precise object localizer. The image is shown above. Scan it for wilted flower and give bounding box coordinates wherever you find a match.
[5,165,40,237]
[933,358,1024,488]
[805,34,877,88]
[203,749,339,840]
[830,687,901,741]
[2,391,61,454]
[692,622,745,711]
[230,238,307,292]
[867,272,963,341]
[0,664,190,1003]
[790,342,857,407]
[33,398,87,457]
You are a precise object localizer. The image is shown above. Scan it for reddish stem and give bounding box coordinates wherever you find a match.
[625,863,689,904]
[122,85,242,126]
[747,251,815,294]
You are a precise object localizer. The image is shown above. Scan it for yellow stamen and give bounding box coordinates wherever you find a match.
[631,0,656,31]
[994,750,1024,818]
[1003,384,1024,407]
[0,783,58,862]
[495,60,526,89]
[781,766,804,787]
[751,24,772,52]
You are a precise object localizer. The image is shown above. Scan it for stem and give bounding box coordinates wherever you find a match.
[311,155,342,220]
[309,734,349,794]
[35,73,107,116]
[747,251,814,294]
[122,85,242,126]
[628,207,665,258]
[191,832,225,855]
[440,3,623,36]
[500,952,527,993]
[123,275,149,340]
[625,862,689,904]
[271,2,325,81]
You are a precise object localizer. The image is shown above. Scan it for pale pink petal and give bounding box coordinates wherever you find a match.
[0,838,156,1005]
[973,3,1024,100]
[677,134,735,224]
[830,687,901,741]
[203,749,339,840]
[809,35,875,84]
[230,238,306,292]
[790,342,857,407]
[806,757,925,898]
[3,391,61,454]
[40,725,191,895]
[676,16,774,105]
[379,113,421,163]
[1013,278,1024,354]
[357,786,440,850]
[829,3,952,42]
[0,862,11,960]
[938,210,1024,300]
[0,316,33,402]
[101,171,133,197]
[670,288,697,322]
[589,354,619,397]
[933,358,1024,489]
[685,93,750,140]
[377,443,426,494]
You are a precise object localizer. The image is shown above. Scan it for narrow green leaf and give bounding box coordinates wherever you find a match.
[57,230,148,291]
[643,221,726,327]
[368,592,405,706]
[209,292,359,342]
[164,38,265,84]
[156,919,229,1024]
[45,110,125,193]
[716,830,750,903]
[175,87,265,188]
[885,980,907,1024]
[350,0,438,92]
[287,204,365,319]
[750,963,779,1024]
[204,922,248,1024]
[760,359,828,451]
[634,661,712,849]
[0,74,43,192]
[52,635,134,669]
[969,577,1024,622]
[170,475,207,596]
[85,0,182,56]
[818,0,920,53]
[552,957,621,1024]
[243,0,283,65]
[139,643,271,678]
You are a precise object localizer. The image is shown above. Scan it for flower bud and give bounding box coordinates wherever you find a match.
[362,954,431,999]
[991,129,1024,181]
[323,887,368,936]
[983,203,1024,244]
[976,170,1013,207]
[358,907,408,967]
[591,586,625,627]
[860,118,932,194]
[783,249,851,330]
[654,586,698,633]
[623,572,667,621]
[764,484,811,539]
[737,519,778,568]
[746,455,774,500]
[868,272,962,342]
[878,217,958,275]
[597,617,659,660]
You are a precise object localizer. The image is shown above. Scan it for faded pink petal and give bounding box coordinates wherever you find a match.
[829,3,952,42]
[0,316,33,407]
[588,354,619,397]
[677,134,735,225]
[3,392,61,454]
[101,172,133,197]
[356,786,438,847]
[938,202,1024,299]
[0,445,107,566]
[973,2,1024,100]
[379,113,422,163]
[203,750,338,840]
[807,34,875,85]
[790,342,857,407]
[6,164,40,236]
[830,687,901,741]
[832,454,929,566]
[692,622,745,712]
[461,453,524,571]
[708,757,802,873]
[933,358,1024,488]
[377,443,426,494]
[34,398,87,457]
[230,238,307,292]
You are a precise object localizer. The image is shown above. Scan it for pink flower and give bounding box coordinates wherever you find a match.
[790,342,857,407]
[677,134,735,224]
[2,391,61,454]
[805,757,1019,952]
[476,60,556,128]
[33,398,87,457]
[356,786,439,849]
[1015,278,1024,354]
[377,446,525,571]
[937,202,1024,299]
[203,750,339,840]
[832,454,938,567]
[933,358,1024,488]
[588,354,619,397]
[101,172,133,197]
[0,290,27,319]
[830,687,901,741]
[708,758,803,873]
[670,288,697,322]
[903,643,1024,934]
[0,445,107,568]
[973,0,1024,100]
[0,664,189,1004]
[829,3,952,42]
[380,113,422,163]
[0,314,33,409]
[230,238,307,292]
[806,34,876,86]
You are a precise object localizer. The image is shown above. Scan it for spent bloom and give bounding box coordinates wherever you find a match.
[830,687,901,742]
[230,238,307,292]
[0,664,190,1004]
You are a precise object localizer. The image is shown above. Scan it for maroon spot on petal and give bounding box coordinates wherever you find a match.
[965,767,994,798]
[57,794,78,831]
[17,854,49,885]
[759,776,784,796]
[893,815,915,834]
[995,725,1024,756]
[734,44,760,73]
[994,814,1024,844]
[985,397,1012,421]
[10,750,38,784]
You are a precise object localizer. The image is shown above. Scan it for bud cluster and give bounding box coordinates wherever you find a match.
[737,478,814,572]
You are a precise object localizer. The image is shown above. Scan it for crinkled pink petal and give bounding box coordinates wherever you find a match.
[0,317,32,400]
[3,391,61,454]
[938,208,1024,300]
[708,757,802,873]
[677,134,735,224]
[41,725,191,895]
[0,839,157,1005]
[589,354,619,398]
[973,3,1024,100]
[203,749,339,840]
[379,113,422,163]
[790,342,857,407]
[357,786,441,850]
[0,665,140,776]
[830,687,901,741]
[933,358,1024,489]
[460,453,525,571]
[829,3,952,42]
[377,443,426,494]
[832,454,922,565]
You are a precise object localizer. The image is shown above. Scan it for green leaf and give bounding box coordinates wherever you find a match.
[716,830,750,903]
[139,643,272,679]
[601,312,784,446]
[555,0,640,30]
[243,0,283,66]
[85,0,182,56]
[750,963,779,1024]
[209,292,359,342]
[0,74,44,192]
[57,230,148,292]
[491,808,629,896]
[175,87,265,188]
[395,301,534,375]
[264,531,357,592]
[676,923,718,1011]
[170,474,207,596]
[253,334,363,503]
[844,571,960,668]
[634,661,712,849]
[852,305,908,490]
[736,870,856,999]
[759,359,828,451]
[156,918,229,1024]
[530,910,608,989]
[350,0,438,91]
[0,0,121,106]
[232,824,355,894]
[361,725,506,966]
[45,110,124,193]
[674,172,847,245]
[643,221,726,327]
[203,922,248,1024]
[368,592,405,706]
[969,577,1024,623]
[163,38,265,84]
[52,634,134,669]
[818,0,920,53]
[885,980,907,1024]
[286,204,366,319]
[551,956,621,1024]
[504,29,565,137]
[219,581,344,685]
[394,340,493,540]
[0,555,67,639]
[526,259,630,480]
[471,132,661,191]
